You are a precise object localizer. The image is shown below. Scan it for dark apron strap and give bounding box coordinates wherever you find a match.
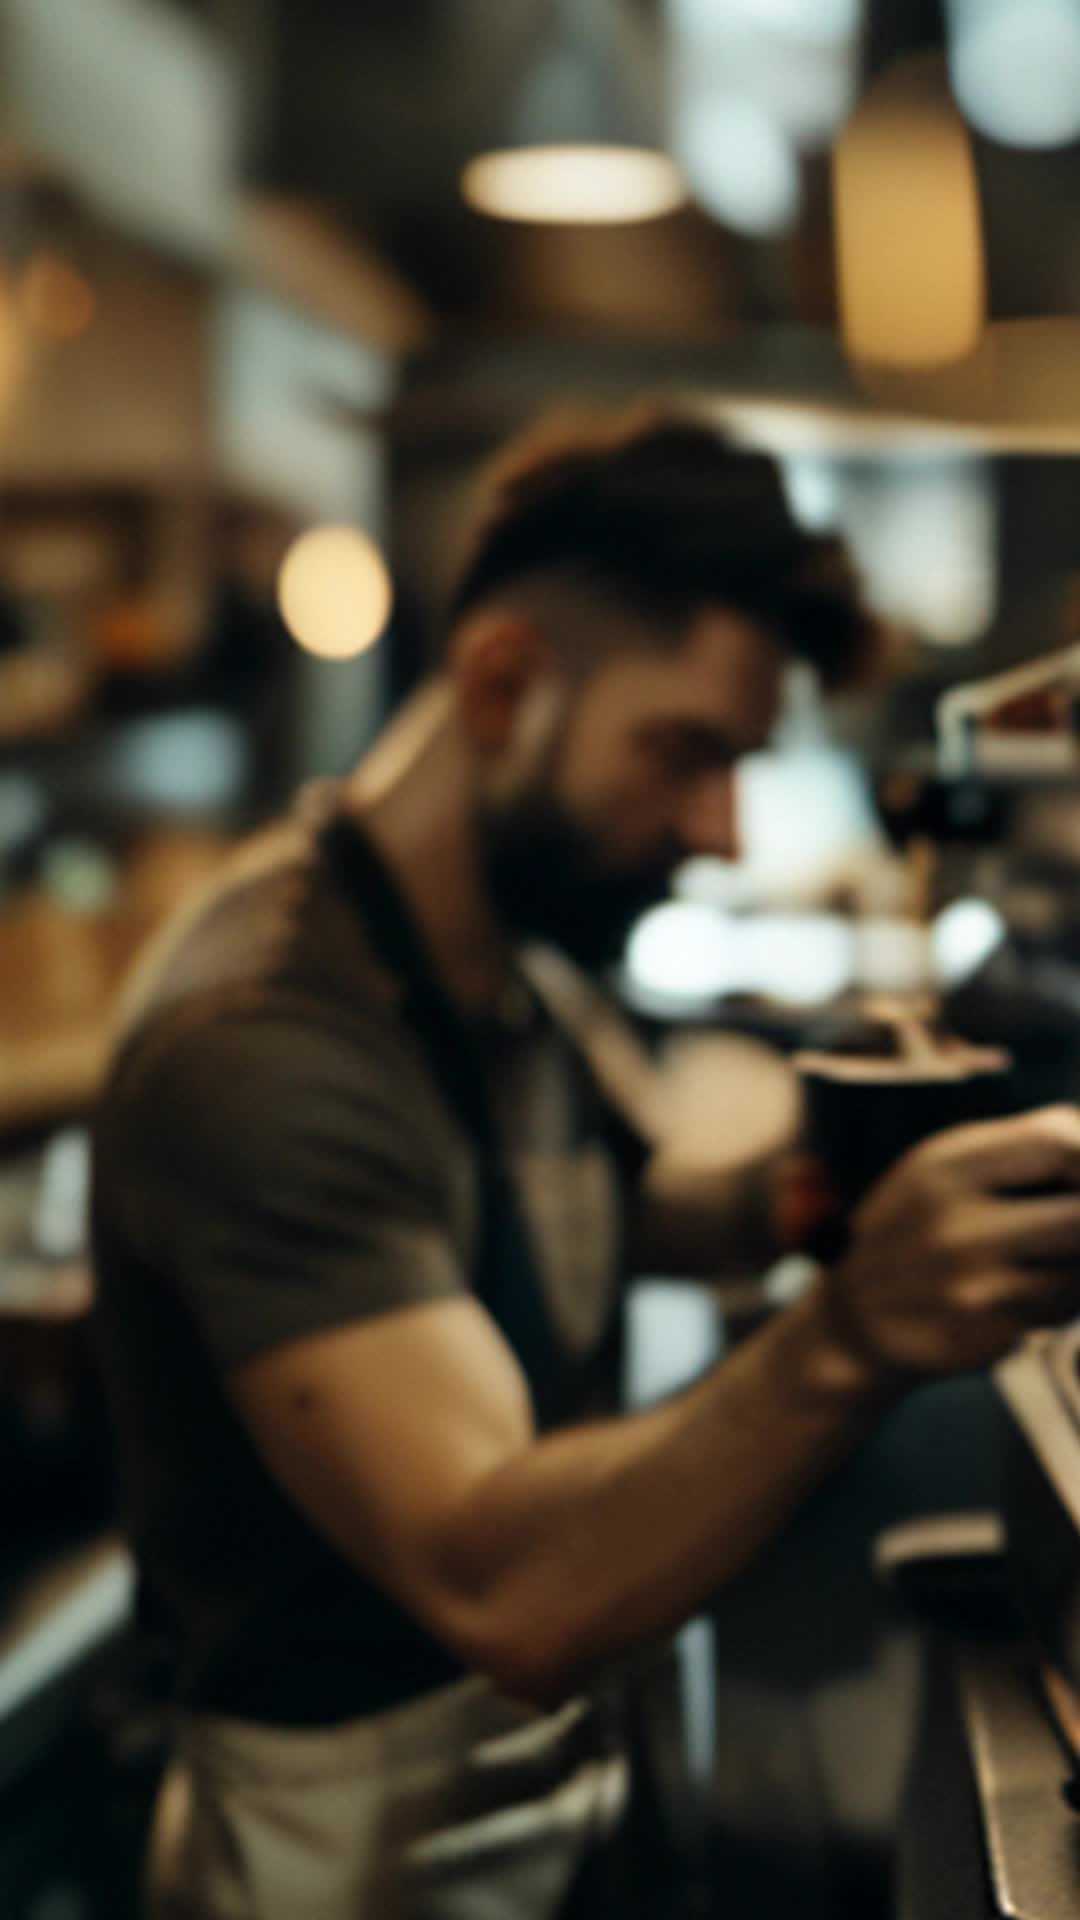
[314,801,573,1429]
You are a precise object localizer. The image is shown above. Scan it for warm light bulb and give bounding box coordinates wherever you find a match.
[461,146,687,224]
[277,527,393,660]
[834,53,985,369]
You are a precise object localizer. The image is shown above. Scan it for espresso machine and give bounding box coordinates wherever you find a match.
[885,648,1080,1920]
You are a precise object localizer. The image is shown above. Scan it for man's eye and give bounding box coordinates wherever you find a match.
[645,731,730,776]
[643,732,690,772]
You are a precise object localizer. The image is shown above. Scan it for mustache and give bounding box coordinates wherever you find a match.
[480,799,678,968]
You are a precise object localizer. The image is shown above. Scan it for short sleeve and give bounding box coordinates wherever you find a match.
[114,1008,468,1372]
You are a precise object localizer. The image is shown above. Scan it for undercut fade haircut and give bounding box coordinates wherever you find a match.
[447,407,879,690]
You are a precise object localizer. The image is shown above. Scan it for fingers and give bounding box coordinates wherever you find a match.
[932,1105,1080,1193]
[959,1263,1080,1330]
[978,1192,1080,1263]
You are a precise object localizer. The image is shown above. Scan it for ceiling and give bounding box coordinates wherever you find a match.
[246,0,747,340]
[196,0,1080,346]
[158,5,1080,723]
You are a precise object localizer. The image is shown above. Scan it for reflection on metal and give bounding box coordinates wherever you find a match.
[0,1536,134,1725]
[958,1643,1080,1920]
[701,385,1080,456]
[937,642,1080,776]
[996,1333,1080,1539]
[872,1512,1007,1587]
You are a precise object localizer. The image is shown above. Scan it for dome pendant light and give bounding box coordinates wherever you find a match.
[462,0,686,226]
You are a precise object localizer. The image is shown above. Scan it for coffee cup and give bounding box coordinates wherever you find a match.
[795,1041,1013,1211]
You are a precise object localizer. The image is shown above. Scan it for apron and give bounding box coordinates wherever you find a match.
[313,804,585,1433]
[145,801,632,1919]
[147,1673,630,1920]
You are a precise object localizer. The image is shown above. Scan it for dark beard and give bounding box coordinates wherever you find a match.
[479,790,676,972]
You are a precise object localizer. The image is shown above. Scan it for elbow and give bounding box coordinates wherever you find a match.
[486,1639,582,1712]
[417,1505,596,1710]
[446,1598,587,1711]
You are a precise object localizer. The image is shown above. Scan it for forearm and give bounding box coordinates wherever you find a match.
[629,1151,783,1278]
[437,1280,896,1702]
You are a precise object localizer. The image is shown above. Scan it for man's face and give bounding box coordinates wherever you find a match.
[478,607,786,969]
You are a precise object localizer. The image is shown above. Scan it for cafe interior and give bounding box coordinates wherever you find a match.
[6,1,1080,1916]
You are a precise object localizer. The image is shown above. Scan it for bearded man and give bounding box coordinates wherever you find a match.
[92,413,1080,1919]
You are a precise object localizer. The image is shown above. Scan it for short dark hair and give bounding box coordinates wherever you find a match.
[447,408,877,689]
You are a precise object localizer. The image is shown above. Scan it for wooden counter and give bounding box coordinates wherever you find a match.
[0,830,231,1138]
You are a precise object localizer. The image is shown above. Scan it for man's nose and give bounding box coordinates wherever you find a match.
[676,771,741,862]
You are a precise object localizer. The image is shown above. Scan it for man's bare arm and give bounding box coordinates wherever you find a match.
[629,1150,784,1277]
[233,1281,885,1708]
[232,1106,1080,1710]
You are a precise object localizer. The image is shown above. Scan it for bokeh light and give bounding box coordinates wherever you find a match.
[667,0,862,197]
[834,53,985,369]
[625,902,857,1007]
[727,0,860,37]
[947,0,1080,148]
[277,526,393,660]
[843,456,996,646]
[461,146,687,225]
[626,902,739,1002]
[932,897,1008,986]
[780,453,845,533]
[675,95,800,236]
[741,914,856,1004]
[679,744,881,913]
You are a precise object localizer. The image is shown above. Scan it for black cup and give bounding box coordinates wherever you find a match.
[796,1047,1014,1210]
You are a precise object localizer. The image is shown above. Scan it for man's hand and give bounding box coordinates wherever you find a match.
[826,1104,1080,1379]
[230,1107,1080,1708]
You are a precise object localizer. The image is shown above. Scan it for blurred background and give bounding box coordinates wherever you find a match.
[5,1,1080,1914]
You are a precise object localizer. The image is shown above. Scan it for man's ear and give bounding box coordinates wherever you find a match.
[450,609,559,755]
